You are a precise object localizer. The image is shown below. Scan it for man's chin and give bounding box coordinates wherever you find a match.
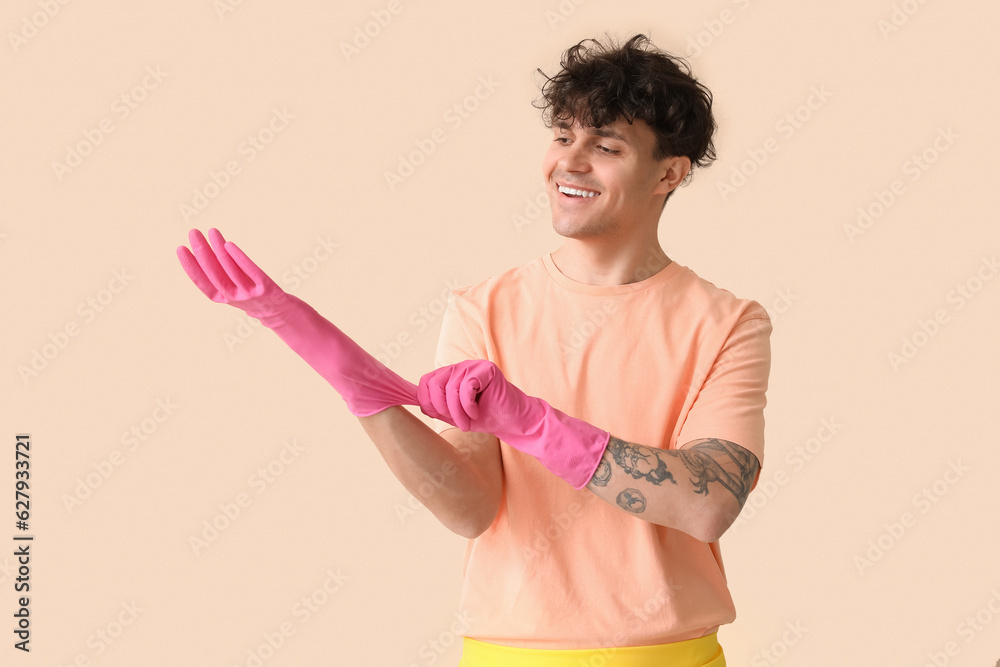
[551,226,605,241]
[550,216,607,240]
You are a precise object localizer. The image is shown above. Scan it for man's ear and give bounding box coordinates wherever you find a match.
[654,155,692,196]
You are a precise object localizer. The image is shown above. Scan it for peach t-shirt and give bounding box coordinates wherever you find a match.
[432,253,772,649]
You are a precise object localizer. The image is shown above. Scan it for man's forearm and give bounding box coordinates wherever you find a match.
[176,228,418,417]
[357,406,502,539]
[585,436,759,542]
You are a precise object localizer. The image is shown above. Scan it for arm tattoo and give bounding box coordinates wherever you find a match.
[616,488,646,513]
[607,437,676,485]
[590,459,612,486]
[605,436,759,509]
[679,438,759,509]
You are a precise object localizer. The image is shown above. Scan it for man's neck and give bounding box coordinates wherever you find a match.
[550,238,671,287]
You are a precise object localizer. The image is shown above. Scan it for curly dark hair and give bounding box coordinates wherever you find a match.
[534,34,717,200]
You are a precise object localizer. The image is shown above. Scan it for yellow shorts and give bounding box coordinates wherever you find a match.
[459,632,725,666]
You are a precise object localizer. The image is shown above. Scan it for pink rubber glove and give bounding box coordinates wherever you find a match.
[417,359,610,489]
[177,228,419,417]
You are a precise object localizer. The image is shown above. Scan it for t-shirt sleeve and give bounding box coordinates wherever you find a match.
[430,288,485,434]
[676,304,772,478]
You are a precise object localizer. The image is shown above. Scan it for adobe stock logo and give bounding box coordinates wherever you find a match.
[8,0,73,53]
[886,255,998,371]
[683,0,756,59]
[232,567,350,667]
[750,620,808,667]
[18,268,134,385]
[213,0,250,20]
[877,0,933,38]
[853,459,968,576]
[339,0,407,62]
[729,417,842,534]
[62,397,179,513]
[51,66,168,182]
[56,601,144,666]
[384,76,502,191]
[189,439,306,556]
[178,107,294,222]
[544,0,591,30]
[919,588,1000,667]
[844,127,958,243]
[511,187,549,234]
[716,85,833,202]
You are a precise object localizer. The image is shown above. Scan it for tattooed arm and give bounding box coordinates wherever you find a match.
[586,436,759,542]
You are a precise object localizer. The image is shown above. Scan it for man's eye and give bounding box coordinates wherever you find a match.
[598,145,619,155]
[554,137,570,144]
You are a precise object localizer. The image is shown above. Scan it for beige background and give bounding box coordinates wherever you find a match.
[2,0,998,664]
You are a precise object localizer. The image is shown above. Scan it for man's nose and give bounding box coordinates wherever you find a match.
[559,143,590,172]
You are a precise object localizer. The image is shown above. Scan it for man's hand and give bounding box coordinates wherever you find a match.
[417,359,610,489]
[176,228,419,417]
[417,358,515,433]
[177,227,291,321]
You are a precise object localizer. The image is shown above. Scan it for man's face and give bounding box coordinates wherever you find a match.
[541,116,685,241]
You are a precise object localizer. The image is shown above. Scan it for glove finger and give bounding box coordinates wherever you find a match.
[418,370,452,425]
[188,229,237,295]
[446,367,473,432]
[416,372,442,420]
[224,239,278,293]
[471,361,504,431]
[176,245,222,301]
[465,359,502,419]
[208,228,255,293]
[459,376,481,421]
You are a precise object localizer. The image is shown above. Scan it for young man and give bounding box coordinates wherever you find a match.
[178,34,770,667]
[394,35,770,665]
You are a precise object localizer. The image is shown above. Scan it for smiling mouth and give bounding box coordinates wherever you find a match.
[557,184,601,198]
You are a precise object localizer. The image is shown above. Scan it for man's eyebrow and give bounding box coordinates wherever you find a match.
[590,127,628,142]
[553,121,627,142]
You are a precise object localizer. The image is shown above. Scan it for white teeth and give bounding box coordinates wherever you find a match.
[558,185,599,198]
